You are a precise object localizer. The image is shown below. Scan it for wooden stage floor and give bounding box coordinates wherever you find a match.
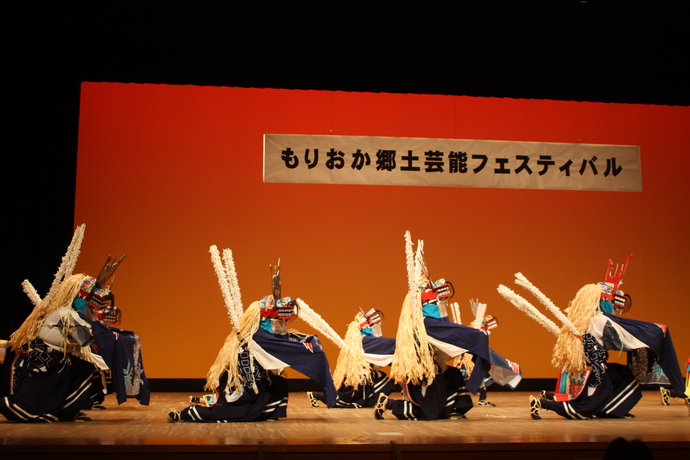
[1,390,688,459]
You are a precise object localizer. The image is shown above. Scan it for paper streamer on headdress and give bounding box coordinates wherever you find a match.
[411,237,426,330]
[469,299,487,329]
[22,224,86,307]
[514,272,579,336]
[21,280,41,306]
[209,245,243,331]
[497,284,561,336]
[295,299,346,349]
[449,301,462,325]
[223,248,243,320]
[45,224,86,305]
[404,231,416,293]
[414,240,425,288]
[446,301,474,372]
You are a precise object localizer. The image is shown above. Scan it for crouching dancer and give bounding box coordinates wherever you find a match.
[170,326,290,423]
[1,225,135,422]
[373,232,491,420]
[168,247,342,422]
[308,308,397,408]
[499,255,685,420]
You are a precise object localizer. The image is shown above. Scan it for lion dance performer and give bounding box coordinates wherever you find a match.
[308,308,397,408]
[373,231,492,420]
[1,224,148,422]
[498,255,685,420]
[168,247,343,422]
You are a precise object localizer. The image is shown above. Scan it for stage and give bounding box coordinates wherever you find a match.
[1,390,688,459]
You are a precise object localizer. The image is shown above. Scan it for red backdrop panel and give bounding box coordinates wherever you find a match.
[75,83,689,379]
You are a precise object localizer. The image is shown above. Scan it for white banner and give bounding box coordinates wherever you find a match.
[263,134,642,192]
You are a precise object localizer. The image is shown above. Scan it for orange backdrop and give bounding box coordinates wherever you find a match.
[74,82,689,380]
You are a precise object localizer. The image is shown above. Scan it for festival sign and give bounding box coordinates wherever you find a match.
[264,134,642,191]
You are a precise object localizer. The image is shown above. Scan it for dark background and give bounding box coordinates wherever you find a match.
[5,1,688,339]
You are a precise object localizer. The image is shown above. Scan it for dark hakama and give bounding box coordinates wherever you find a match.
[0,340,102,422]
[314,335,397,408]
[543,363,641,419]
[179,373,288,422]
[424,317,492,394]
[388,367,472,420]
[314,369,395,408]
[251,328,338,407]
[89,319,150,405]
[602,313,685,397]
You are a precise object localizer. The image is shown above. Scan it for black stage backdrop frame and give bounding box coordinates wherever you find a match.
[4,1,688,351]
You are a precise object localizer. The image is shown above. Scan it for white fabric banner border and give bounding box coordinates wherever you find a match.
[263,134,642,192]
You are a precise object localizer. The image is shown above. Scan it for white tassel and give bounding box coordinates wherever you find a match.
[449,301,462,324]
[514,273,579,336]
[497,284,560,336]
[295,299,346,349]
[62,223,85,280]
[411,239,427,329]
[404,231,416,293]
[42,224,86,306]
[413,239,424,289]
[222,248,243,322]
[209,245,241,331]
[21,280,42,306]
[469,299,487,329]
